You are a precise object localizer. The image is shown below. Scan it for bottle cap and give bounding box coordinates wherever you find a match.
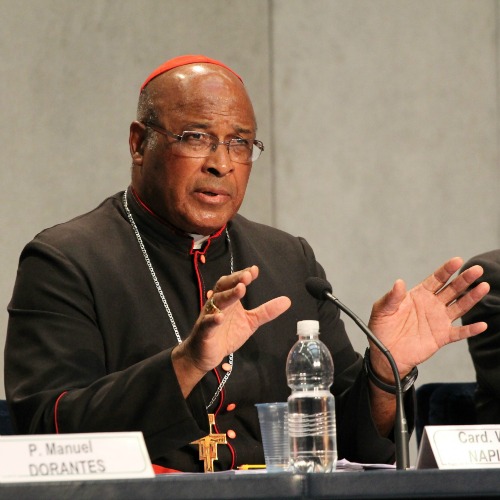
[297,320,320,336]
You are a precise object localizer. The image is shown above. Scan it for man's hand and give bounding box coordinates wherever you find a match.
[172,265,291,397]
[367,257,490,381]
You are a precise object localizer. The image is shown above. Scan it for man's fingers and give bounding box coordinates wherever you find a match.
[205,282,248,315]
[436,264,485,305]
[449,321,488,343]
[372,279,406,316]
[196,296,291,357]
[447,281,490,321]
[248,296,292,327]
[212,266,259,294]
[422,257,463,293]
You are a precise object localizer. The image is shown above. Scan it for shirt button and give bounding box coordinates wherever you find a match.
[200,255,206,264]
[227,429,236,439]
[227,403,236,412]
[221,362,232,372]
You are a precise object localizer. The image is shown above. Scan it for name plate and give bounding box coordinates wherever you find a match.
[0,432,154,482]
[416,425,500,469]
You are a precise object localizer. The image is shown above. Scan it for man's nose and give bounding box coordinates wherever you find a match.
[203,143,234,176]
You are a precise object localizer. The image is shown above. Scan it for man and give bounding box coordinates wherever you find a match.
[5,55,489,472]
[462,250,500,422]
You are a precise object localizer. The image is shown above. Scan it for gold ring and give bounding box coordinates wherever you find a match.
[205,296,221,315]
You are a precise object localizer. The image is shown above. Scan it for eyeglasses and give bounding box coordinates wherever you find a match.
[144,122,264,163]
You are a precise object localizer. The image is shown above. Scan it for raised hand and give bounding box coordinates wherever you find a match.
[367,257,490,379]
[172,265,291,397]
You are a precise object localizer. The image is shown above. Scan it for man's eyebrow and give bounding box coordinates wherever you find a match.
[182,122,210,130]
[181,123,255,136]
[234,126,254,135]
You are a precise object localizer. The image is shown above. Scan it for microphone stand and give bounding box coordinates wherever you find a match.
[324,291,410,470]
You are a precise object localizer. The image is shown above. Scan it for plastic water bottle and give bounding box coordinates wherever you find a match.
[286,320,337,473]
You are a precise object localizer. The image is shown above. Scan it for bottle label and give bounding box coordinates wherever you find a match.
[288,389,331,398]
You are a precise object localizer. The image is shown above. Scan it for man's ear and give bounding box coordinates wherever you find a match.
[129,121,147,165]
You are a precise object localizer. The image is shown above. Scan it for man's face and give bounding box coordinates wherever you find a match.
[130,65,257,235]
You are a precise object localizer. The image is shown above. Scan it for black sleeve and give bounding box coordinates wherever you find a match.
[463,250,500,422]
[4,238,207,461]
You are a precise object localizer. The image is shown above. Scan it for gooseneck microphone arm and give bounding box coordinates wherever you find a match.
[305,277,410,470]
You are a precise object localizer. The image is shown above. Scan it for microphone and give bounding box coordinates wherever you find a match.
[305,276,410,470]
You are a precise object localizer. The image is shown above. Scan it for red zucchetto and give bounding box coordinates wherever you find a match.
[140,55,243,92]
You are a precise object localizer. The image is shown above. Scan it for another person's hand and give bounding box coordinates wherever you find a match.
[367,257,490,382]
[172,265,291,396]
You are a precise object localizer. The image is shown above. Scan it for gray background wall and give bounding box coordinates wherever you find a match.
[1,0,499,465]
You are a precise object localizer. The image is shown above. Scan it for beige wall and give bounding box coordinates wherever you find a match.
[273,0,500,372]
[1,0,499,463]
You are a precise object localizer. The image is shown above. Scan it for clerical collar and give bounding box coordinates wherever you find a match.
[190,234,210,250]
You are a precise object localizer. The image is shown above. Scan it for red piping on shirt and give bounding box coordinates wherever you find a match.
[191,225,226,310]
[131,187,163,222]
[54,391,68,433]
[212,368,236,470]
[190,227,235,470]
[193,251,205,309]
[130,187,178,230]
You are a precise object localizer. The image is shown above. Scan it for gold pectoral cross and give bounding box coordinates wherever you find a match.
[191,413,227,473]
